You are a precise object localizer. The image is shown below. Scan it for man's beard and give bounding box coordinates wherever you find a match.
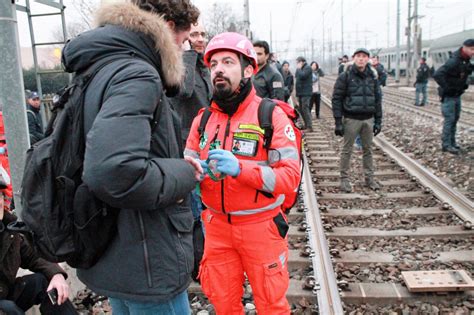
[213,85,233,99]
[212,74,234,99]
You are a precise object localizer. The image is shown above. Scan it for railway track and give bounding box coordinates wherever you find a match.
[300,98,474,313]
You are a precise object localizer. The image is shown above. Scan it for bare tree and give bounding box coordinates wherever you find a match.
[205,3,245,39]
[52,0,97,41]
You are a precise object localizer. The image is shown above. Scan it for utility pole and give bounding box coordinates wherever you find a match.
[322,10,326,70]
[311,38,314,62]
[396,0,401,82]
[0,1,31,216]
[329,28,333,73]
[269,11,273,51]
[406,0,412,86]
[243,0,251,40]
[387,2,390,48]
[413,0,420,74]
[341,0,344,56]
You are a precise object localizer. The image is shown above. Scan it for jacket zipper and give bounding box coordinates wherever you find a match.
[176,231,189,276]
[220,118,232,214]
[138,211,152,288]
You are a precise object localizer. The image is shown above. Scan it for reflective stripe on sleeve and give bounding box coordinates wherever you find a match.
[184,149,199,159]
[260,165,276,192]
[268,147,299,165]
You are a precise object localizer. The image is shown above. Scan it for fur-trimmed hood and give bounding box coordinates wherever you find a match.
[62,3,184,87]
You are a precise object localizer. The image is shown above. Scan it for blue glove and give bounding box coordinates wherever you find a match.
[198,159,209,173]
[207,149,241,177]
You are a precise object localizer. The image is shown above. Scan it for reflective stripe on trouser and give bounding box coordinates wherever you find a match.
[340,117,374,179]
[441,96,461,149]
[199,209,290,315]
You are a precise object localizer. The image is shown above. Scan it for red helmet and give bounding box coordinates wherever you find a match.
[204,32,258,74]
[0,112,5,141]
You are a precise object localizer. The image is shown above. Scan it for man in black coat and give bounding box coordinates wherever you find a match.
[0,190,76,315]
[371,56,387,87]
[169,20,211,281]
[281,61,294,103]
[332,48,382,193]
[252,40,285,101]
[61,0,203,313]
[415,57,431,106]
[25,91,44,145]
[295,56,313,131]
[433,38,474,154]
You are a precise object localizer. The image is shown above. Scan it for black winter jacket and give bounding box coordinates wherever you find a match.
[282,70,294,99]
[433,48,473,97]
[0,212,66,300]
[253,63,285,100]
[332,65,382,123]
[416,63,431,83]
[26,104,44,145]
[170,50,212,143]
[374,63,387,86]
[61,3,197,302]
[295,63,313,97]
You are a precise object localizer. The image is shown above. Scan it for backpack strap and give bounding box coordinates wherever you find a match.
[198,108,213,142]
[258,98,276,150]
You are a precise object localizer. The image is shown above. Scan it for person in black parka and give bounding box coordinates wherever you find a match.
[61,1,203,313]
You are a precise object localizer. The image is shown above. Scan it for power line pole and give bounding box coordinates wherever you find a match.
[413,0,421,66]
[243,0,251,40]
[340,0,344,56]
[269,11,273,51]
[322,10,326,69]
[387,2,390,47]
[396,0,401,82]
[406,0,412,86]
[0,1,31,216]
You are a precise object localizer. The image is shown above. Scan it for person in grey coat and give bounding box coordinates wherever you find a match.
[61,0,202,313]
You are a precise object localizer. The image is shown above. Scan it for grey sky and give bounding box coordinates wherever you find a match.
[15,0,473,64]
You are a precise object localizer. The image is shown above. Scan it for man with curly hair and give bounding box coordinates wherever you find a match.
[60,0,201,313]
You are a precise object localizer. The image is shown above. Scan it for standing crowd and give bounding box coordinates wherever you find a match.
[1,0,473,314]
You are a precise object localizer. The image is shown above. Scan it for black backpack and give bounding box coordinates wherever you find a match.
[21,58,161,268]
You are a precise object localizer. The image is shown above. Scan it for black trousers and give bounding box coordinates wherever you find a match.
[310,93,321,118]
[0,273,77,315]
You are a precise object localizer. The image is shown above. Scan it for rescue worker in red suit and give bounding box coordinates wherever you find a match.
[185,32,301,315]
[0,112,12,210]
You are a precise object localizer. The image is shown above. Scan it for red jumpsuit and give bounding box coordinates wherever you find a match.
[185,87,301,314]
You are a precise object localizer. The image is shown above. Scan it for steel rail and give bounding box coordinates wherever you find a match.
[373,136,474,224]
[301,152,344,314]
[320,94,473,224]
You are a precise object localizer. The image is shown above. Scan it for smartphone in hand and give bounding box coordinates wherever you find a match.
[47,288,58,305]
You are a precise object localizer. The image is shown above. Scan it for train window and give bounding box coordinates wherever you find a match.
[422,51,427,58]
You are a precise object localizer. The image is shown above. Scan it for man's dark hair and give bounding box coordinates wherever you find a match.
[421,57,426,62]
[253,40,270,55]
[131,0,200,31]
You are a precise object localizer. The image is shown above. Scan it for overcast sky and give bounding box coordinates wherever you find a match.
[15,0,473,65]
